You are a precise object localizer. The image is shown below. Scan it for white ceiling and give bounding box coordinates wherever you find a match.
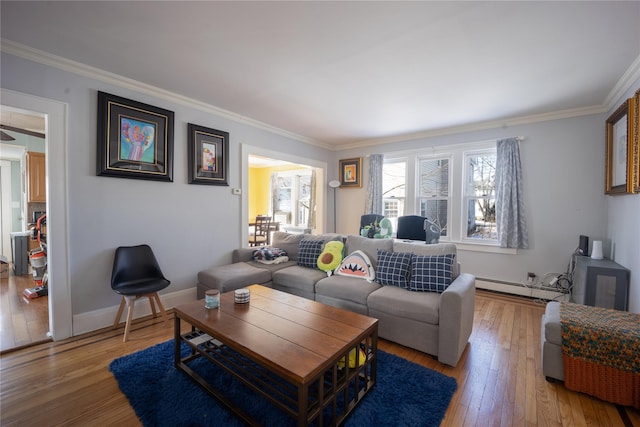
[1,1,639,149]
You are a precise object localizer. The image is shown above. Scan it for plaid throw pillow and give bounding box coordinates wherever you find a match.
[297,239,324,269]
[375,249,411,288]
[409,253,455,293]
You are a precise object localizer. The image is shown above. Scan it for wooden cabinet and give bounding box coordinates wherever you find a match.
[26,151,46,202]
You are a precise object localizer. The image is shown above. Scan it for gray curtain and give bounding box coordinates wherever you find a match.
[495,138,528,249]
[364,154,384,214]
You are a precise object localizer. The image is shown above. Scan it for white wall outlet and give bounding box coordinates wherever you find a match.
[232,188,241,195]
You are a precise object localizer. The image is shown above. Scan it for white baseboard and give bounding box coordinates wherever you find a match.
[476,279,570,302]
[72,287,197,336]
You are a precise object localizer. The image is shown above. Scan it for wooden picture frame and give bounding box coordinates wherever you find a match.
[605,95,637,195]
[187,123,229,185]
[97,92,174,182]
[339,157,362,188]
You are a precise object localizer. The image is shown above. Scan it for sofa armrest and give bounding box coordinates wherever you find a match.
[438,273,475,366]
[232,247,256,263]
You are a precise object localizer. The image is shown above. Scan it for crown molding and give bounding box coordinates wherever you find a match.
[603,53,640,111]
[0,39,332,150]
[3,39,637,153]
[339,104,607,150]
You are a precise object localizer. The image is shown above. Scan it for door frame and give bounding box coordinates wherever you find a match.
[1,88,72,340]
[241,144,328,244]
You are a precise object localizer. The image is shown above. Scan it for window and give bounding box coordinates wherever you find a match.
[417,157,449,237]
[296,174,311,225]
[272,170,312,227]
[382,161,406,232]
[464,151,496,241]
[383,140,498,245]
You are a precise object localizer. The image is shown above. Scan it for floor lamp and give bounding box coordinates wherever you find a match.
[328,180,341,233]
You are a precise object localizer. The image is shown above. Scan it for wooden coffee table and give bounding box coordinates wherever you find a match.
[174,284,378,426]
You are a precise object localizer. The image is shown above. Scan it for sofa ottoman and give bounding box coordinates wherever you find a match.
[541,301,564,381]
[196,262,271,299]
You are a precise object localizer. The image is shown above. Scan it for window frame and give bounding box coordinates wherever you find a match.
[383,139,508,251]
[461,147,498,245]
[415,155,452,238]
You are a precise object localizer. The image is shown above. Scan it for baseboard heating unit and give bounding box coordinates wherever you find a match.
[476,278,570,302]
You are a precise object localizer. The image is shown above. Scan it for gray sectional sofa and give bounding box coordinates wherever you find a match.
[197,231,476,366]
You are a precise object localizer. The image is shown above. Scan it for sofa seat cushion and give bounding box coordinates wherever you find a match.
[367,286,440,325]
[197,262,271,292]
[316,275,382,306]
[272,265,328,295]
[245,259,297,274]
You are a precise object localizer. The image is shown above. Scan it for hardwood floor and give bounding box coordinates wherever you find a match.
[0,269,50,352]
[1,290,639,426]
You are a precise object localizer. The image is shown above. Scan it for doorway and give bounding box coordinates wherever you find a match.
[1,89,72,351]
[242,145,328,244]
[0,108,49,351]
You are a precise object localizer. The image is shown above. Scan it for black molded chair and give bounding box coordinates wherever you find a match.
[396,215,428,241]
[360,214,385,230]
[249,215,272,246]
[111,244,170,342]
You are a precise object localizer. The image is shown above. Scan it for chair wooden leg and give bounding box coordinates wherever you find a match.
[151,292,169,328]
[113,297,126,329]
[123,296,135,343]
[149,294,157,317]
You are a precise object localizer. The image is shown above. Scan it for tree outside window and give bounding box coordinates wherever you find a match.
[465,152,496,241]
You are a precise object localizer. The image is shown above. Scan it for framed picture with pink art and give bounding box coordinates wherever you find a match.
[339,157,362,188]
[97,91,174,182]
[187,123,229,185]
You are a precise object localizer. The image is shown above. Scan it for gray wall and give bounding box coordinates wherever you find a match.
[2,49,638,321]
[605,79,640,313]
[334,115,610,288]
[1,51,333,315]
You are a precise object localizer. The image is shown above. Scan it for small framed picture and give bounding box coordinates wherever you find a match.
[187,123,229,185]
[97,91,174,182]
[605,95,637,195]
[339,157,362,188]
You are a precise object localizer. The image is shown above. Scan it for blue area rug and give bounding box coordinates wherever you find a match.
[109,340,457,426]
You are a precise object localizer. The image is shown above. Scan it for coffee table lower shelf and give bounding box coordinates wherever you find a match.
[174,323,377,427]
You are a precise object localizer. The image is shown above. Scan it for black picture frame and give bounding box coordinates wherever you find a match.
[187,123,229,185]
[97,91,174,182]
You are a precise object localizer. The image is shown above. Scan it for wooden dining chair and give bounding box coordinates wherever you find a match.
[249,216,272,246]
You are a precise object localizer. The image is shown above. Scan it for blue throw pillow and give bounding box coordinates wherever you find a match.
[409,253,455,293]
[297,239,324,269]
[375,249,411,288]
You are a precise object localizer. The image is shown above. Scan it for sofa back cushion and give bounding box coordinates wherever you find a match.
[393,241,459,278]
[272,231,343,262]
[271,232,304,260]
[345,234,394,269]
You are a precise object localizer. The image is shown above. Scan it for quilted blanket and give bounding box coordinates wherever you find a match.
[560,302,640,408]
